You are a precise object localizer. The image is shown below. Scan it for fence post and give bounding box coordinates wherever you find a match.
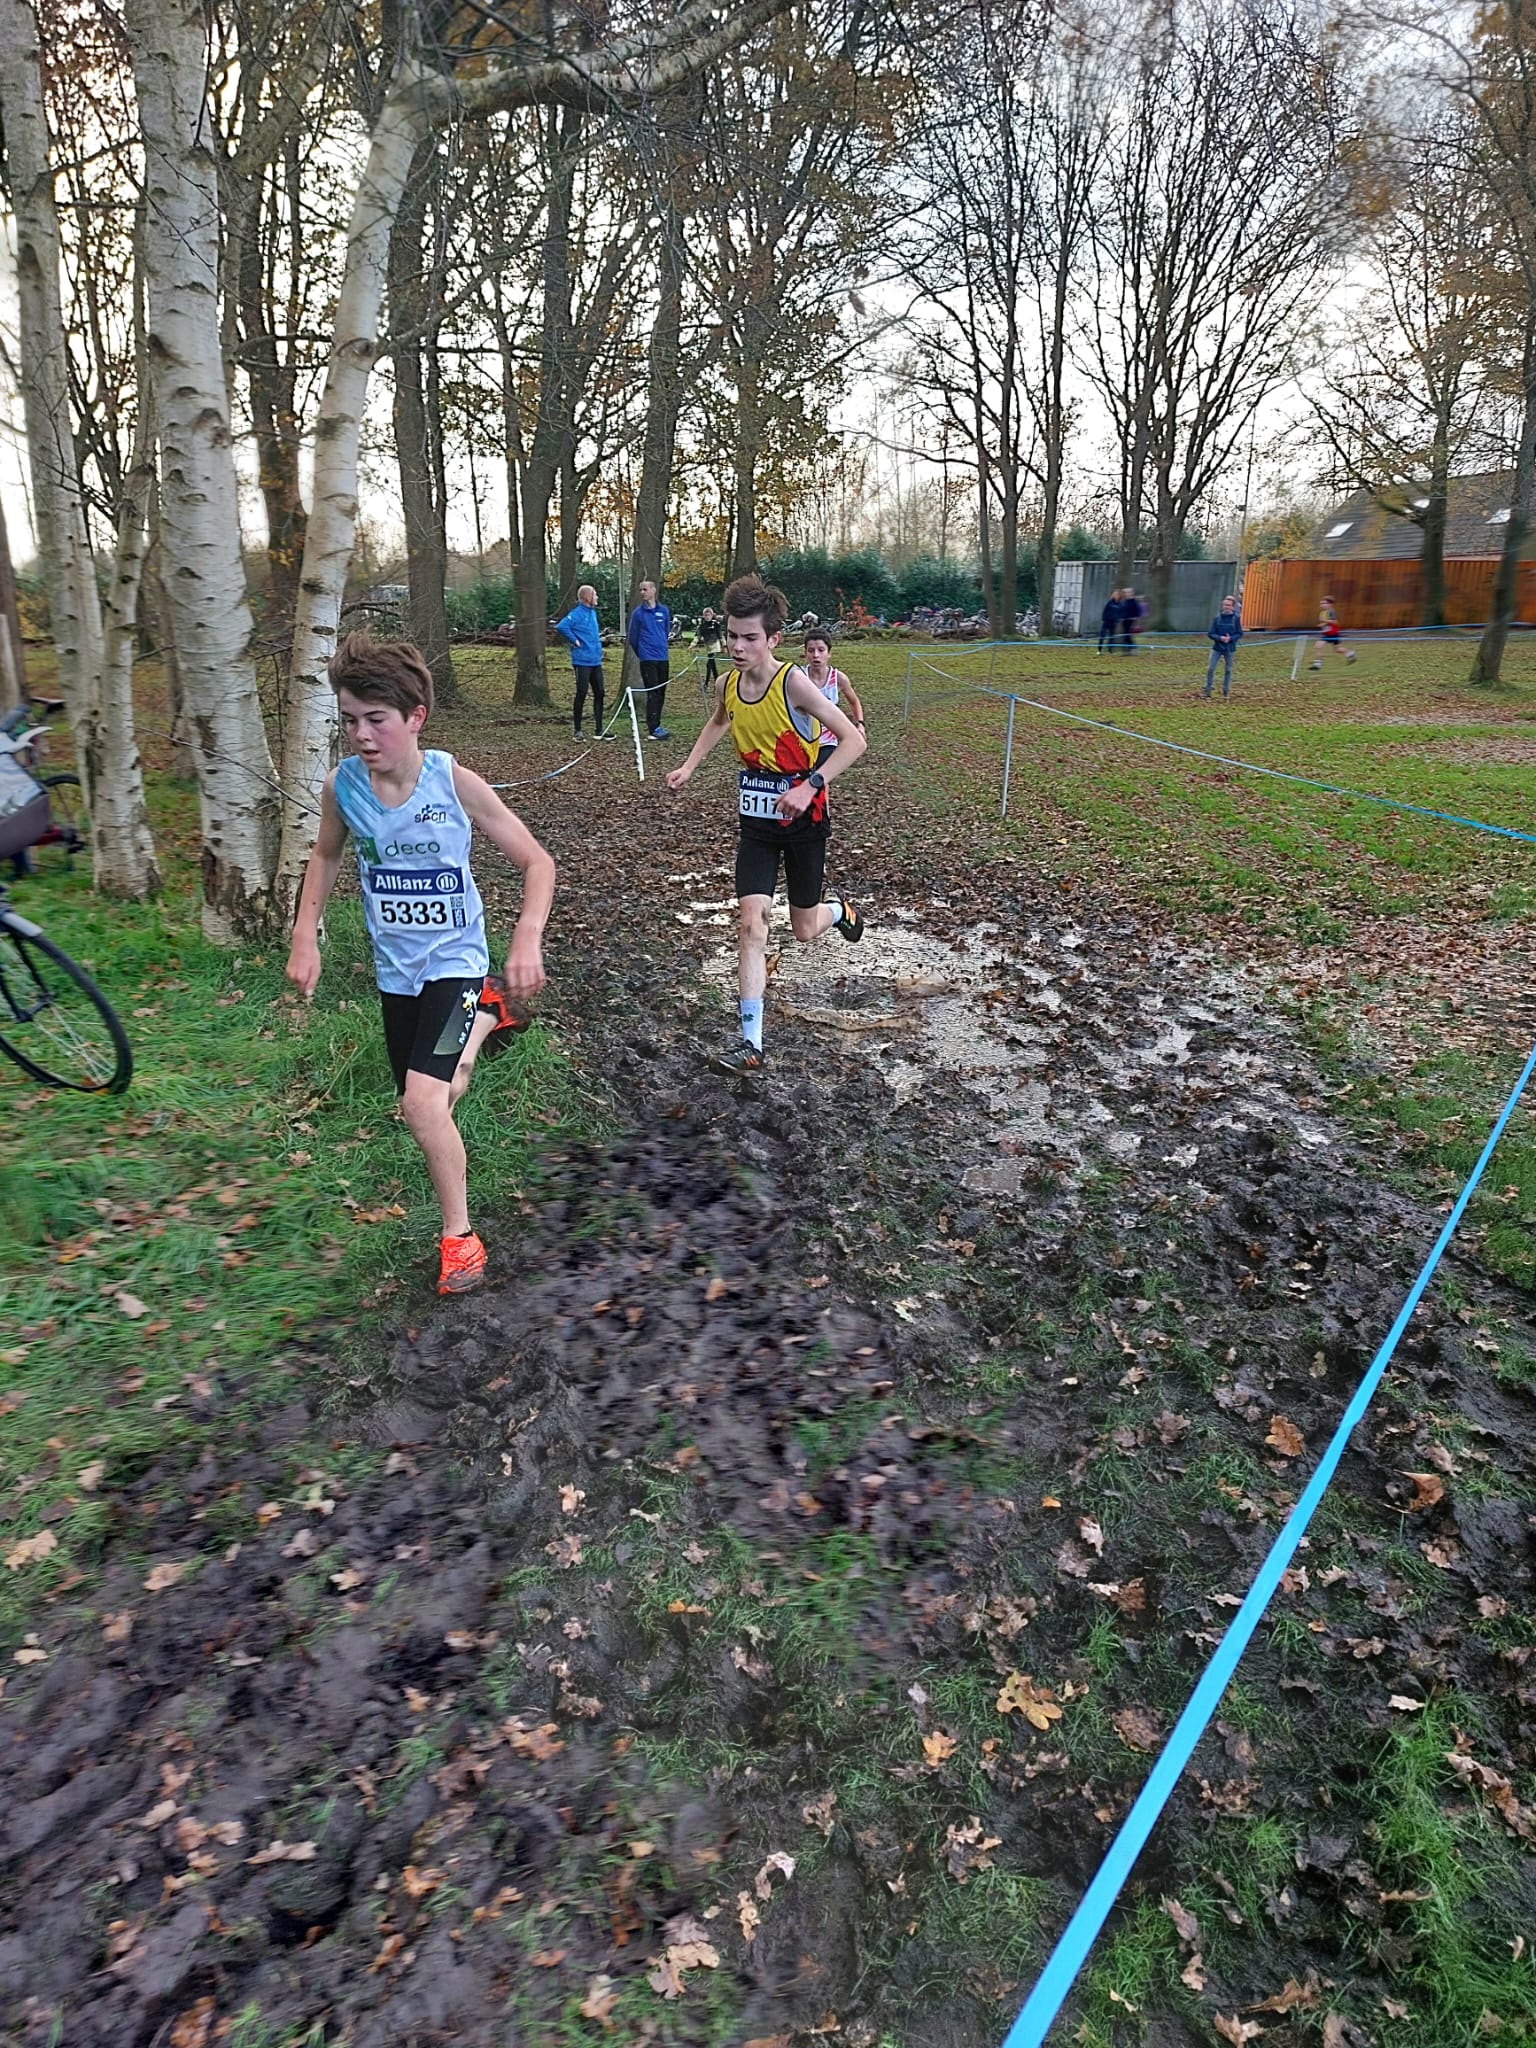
[627,686,646,782]
[1000,696,1017,819]
[987,642,999,690]
[1291,635,1307,681]
[902,647,915,721]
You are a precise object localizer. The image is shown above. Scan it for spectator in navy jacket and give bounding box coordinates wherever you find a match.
[1202,596,1243,699]
[1098,588,1123,654]
[626,579,673,740]
[554,585,610,738]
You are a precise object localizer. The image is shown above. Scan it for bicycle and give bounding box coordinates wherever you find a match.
[1,696,86,875]
[0,878,132,1094]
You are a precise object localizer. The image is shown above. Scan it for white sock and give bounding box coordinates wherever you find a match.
[741,997,764,1049]
[828,898,846,926]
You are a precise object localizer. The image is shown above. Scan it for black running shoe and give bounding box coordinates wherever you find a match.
[835,898,865,942]
[711,1040,766,1076]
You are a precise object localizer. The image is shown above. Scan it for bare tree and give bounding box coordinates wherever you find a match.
[274,0,793,902]
[1087,0,1348,626]
[1309,101,1496,626]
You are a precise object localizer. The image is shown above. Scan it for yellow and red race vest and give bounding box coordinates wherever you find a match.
[724,660,826,827]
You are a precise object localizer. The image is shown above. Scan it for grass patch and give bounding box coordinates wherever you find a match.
[0,858,590,1641]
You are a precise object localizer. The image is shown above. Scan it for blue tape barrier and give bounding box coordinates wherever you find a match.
[1004,693,1536,849]
[1001,1031,1536,2048]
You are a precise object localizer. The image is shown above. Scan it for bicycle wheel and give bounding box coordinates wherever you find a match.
[24,774,87,873]
[0,912,132,1093]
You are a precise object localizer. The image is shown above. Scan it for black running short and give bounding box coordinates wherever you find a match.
[379,977,483,1092]
[735,823,828,909]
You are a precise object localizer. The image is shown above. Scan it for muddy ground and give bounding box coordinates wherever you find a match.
[4,720,1536,2047]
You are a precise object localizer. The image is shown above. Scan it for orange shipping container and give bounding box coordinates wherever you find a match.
[1239,558,1536,632]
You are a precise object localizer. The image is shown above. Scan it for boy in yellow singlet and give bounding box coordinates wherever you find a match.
[666,574,868,1075]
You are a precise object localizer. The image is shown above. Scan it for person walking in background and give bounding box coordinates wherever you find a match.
[1098,587,1123,655]
[695,605,726,689]
[1121,587,1146,653]
[1202,595,1243,699]
[627,578,674,740]
[1309,593,1357,671]
[553,584,611,739]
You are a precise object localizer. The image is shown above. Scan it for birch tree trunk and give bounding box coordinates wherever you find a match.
[124,0,276,933]
[276,62,437,903]
[625,200,685,700]
[0,0,158,897]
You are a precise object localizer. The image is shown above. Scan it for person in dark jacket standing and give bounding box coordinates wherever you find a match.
[1202,595,1243,698]
[627,579,673,740]
[1098,587,1123,654]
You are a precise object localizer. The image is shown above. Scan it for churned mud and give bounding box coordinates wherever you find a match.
[4,726,1536,2047]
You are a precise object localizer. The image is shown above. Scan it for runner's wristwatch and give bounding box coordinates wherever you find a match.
[806,770,826,792]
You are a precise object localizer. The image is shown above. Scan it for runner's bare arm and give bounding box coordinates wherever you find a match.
[285,774,347,999]
[667,687,732,790]
[452,766,556,996]
[839,675,867,727]
[786,669,866,781]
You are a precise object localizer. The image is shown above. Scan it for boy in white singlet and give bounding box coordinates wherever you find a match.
[285,633,556,1295]
[801,625,865,767]
[666,576,868,1076]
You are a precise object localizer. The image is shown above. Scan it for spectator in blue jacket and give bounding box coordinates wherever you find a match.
[1202,596,1243,699]
[626,578,673,740]
[1098,588,1123,655]
[554,585,610,739]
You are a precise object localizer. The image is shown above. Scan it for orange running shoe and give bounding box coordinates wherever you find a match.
[438,1231,487,1295]
[478,974,530,1061]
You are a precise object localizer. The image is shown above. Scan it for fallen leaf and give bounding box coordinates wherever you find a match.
[580,1975,620,2024]
[4,1530,58,1571]
[143,1562,187,1592]
[1078,1514,1104,1555]
[1265,1416,1305,1458]
[1163,1896,1201,1946]
[996,1671,1065,1730]
[628,1838,655,1858]
[1248,1975,1321,2013]
[1400,1471,1445,1511]
[168,1997,216,2048]
[802,1789,838,1837]
[1113,1705,1164,1753]
[370,1931,404,1972]
[138,1799,179,1830]
[330,1566,365,1592]
[943,1814,1002,1881]
[281,1528,319,1560]
[503,1716,564,1760]
[1388,1695,1425,1713]
[1478,1594,1509,1620]
[115,1292,148,1319]
[102,1611,133,1645]
[559,1484,585,1515]
[738,1891,761,1941]
[705,1275,728,1301]
[13,1643,47,1665]
[76,1460,105,1493]
[1214,2018,1265,2045]
[247,1839,317,1866]
[1182,1953,1208,1992]
[531,1947,569,1967]
[921,1728,958,1767]
[754,1850,795,1899]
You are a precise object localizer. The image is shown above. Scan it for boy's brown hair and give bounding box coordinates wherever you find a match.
[723,574,788,638]
[328,631,434,717]
[802,623,833,651]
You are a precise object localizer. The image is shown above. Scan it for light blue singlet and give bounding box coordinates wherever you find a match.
[333,750,489,996]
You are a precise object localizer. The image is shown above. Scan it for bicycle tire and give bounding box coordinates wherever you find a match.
[0,911,132,1093]
[24,773,87,873]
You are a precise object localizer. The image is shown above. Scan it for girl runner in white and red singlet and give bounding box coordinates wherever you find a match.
[802,626,865,768]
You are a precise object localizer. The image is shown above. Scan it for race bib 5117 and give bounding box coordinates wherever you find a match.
[738,770,790,821]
